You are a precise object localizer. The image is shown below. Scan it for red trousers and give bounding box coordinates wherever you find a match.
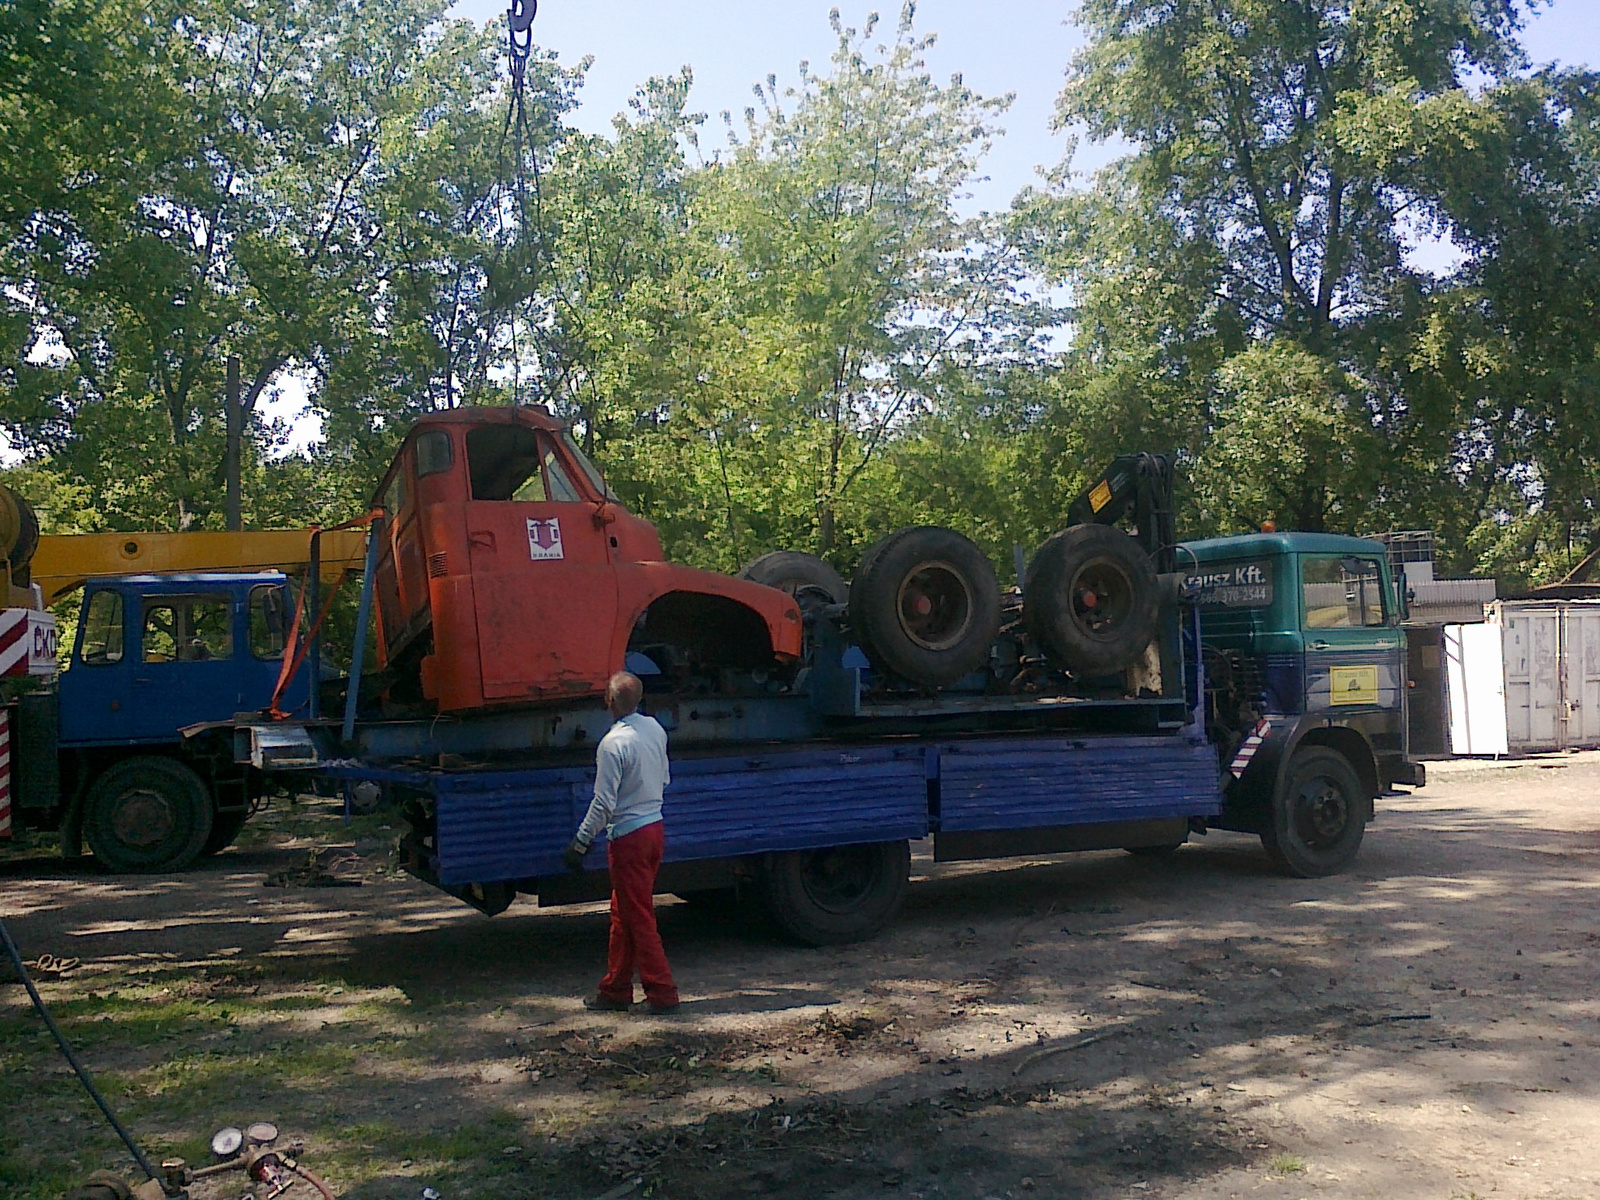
[597,822,678,1007]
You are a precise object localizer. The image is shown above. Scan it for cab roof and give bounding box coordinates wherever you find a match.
[408,404,564,434]
[90,571,289,590]
[1180,532,1389,563]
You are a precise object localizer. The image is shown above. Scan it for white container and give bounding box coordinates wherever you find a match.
[1488,600,1600,751]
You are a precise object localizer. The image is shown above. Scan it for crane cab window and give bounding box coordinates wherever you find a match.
[467,425,582,503]
[249,584,289,660]
[79,590,124,665]
[143,596,234,663]
[1302,556,1387,629]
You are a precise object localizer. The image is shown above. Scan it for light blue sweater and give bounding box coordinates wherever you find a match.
[574,712,670,848]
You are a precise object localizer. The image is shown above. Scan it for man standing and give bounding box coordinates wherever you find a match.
[563,671,680,1014]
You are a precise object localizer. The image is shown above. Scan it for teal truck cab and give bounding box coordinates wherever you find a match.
[1184,532,1424,875]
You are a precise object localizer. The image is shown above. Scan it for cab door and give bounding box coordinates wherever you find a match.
[1298,553,1404,714]
[58,586,135,744]
[462,424,619,701]
[125,591,249,740]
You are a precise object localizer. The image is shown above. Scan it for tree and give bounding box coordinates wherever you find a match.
[0,0,580,531]
[1015,0,1600,565]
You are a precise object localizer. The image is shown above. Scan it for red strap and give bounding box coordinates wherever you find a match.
[267,512,384,720]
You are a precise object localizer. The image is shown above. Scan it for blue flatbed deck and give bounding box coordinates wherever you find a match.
[338,725,1221,889]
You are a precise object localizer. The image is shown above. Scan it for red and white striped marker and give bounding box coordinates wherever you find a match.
[0,709,11,840]
[1228,717,1272,780]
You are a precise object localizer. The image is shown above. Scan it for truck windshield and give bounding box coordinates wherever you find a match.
[249,584,288,659]
[561,431,618,500]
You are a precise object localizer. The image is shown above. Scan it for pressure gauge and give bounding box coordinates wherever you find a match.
[210,1126,244,1158]
[244,1121,280,1147]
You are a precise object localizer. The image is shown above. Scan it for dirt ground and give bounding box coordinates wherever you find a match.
[5,752,1600,1200]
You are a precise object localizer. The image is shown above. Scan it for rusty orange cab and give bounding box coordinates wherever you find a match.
[369,406,803,713]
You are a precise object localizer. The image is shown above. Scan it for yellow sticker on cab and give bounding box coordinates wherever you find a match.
[1088,480,1113,512]
[1330,664,1379,705]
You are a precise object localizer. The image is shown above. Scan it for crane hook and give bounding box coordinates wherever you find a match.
[507,0,536,90]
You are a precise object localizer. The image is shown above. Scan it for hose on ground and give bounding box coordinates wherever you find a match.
[0,916,166,1189]
[294,1164,337,1200]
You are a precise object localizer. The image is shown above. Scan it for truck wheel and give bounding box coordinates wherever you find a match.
[1024,523,1160,676]
[200,808,249,857]
[849,527,1000,687]
[1261,747,1366,877]
[84,757,214,874]
[739,551,848,611]
[760,840,910,945]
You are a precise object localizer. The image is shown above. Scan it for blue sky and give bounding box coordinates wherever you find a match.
[449,0,1600,215]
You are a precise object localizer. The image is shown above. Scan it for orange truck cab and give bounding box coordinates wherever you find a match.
[369,406,803,713]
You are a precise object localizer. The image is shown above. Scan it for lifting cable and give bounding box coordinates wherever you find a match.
[497,0,603,430]
[501,0,539,408]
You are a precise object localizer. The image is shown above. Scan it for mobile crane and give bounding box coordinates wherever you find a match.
[0,492,365,869]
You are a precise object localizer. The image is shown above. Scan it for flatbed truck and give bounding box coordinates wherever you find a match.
[211,407,1422,943]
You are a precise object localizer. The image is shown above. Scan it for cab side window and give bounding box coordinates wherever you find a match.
[466,425,584,502]
[1302,556,1386,629]
[468,425,542,500]
[79,590,124,665]
[143,596,234,663]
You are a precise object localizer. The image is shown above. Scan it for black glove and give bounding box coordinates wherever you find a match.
[562,840,588,873]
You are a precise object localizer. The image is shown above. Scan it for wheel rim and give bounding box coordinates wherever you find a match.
[894,561,974,651]
[110,787,176,848]
[1292,775,1350,848]
[1066,557,1136,641]
[797,845,881,913]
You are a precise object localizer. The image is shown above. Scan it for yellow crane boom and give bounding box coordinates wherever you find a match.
[28,529,370,605]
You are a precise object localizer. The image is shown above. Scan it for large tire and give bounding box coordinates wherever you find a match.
[849,527,1000,687]
[1024,523,1160,676]
[200,808,249,857]
[84,757,214,874]
[1260,747,1366,877]
[760,840,910,945]
[739,551,848,611]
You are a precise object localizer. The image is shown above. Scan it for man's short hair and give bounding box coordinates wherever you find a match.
[607,671,643,715]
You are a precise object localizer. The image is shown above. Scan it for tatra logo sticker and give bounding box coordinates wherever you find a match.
[527,518,564,560]
[1330,664,1379,705]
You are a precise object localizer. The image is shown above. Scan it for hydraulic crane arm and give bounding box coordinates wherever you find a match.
[1066,452,1178,573]
[29,529,369,605]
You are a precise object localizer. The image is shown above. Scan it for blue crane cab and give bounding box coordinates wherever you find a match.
[60,572,307,744]
[11,572,308,873]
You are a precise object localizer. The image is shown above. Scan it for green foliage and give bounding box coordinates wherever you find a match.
[0,0,1596,591]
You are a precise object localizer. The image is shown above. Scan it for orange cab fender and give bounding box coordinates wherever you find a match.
[614,563,804,663]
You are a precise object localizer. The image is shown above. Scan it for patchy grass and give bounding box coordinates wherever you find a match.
[235,789,403,852]
[1269,1152,1308,1174]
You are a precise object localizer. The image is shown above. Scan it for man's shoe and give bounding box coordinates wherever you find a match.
[583,993,631,1012]
[645,998,680,1015]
